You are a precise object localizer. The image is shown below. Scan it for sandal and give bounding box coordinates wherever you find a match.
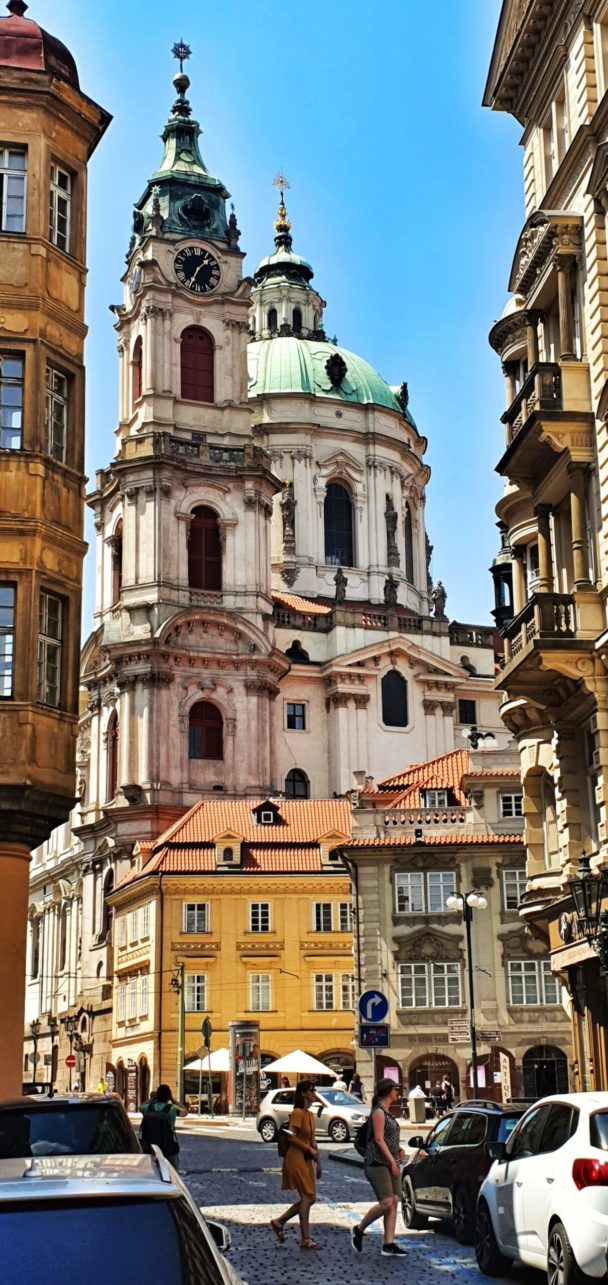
[300,1238,321,1250]
[270,1219,286,1244]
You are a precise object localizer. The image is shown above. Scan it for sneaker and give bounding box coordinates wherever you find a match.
[351,1225,364,1253]
[381,1242,407,1256]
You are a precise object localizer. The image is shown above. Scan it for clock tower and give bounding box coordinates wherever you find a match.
[80,52,287,914]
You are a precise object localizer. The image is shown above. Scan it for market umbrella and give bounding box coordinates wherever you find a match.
[184,1047,230,1073]
[261,1049,337,1077]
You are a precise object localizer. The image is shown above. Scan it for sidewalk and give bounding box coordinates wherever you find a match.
[330,1116,436,1168]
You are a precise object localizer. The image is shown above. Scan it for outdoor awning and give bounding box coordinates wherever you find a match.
[184,1047,230,1073]
[262,1050,337,1077]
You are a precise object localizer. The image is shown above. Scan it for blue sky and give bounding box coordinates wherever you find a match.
[33,0,523,628]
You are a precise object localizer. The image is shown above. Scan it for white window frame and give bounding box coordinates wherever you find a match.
[250,973,271,1011]
[45,365,68,463]
[118,979,126,1022]
[338,902,352,932]
[128,911,138,945]
[340,973,355,1010]
[0,353,24,450]
[139,972,148,1016]
[500,793,523,819]
[313,972,335,1010]
[128,975,137,1020]
[183,902,209,934]
[508,958,560,1006]
[395,870,456,914]
[313,902,333,932]
[422,789,449,808]
[37,590,62,708]
[141,903,150,938]
[49,160,71,252]
[398,961,462,1008]
[250,902,271,933]
[185,973,207,1012]
[117,917,126,949]
[502,868,527,911]
[0,146,27,233]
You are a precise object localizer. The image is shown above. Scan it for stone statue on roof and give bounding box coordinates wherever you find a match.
[334,566,348,605]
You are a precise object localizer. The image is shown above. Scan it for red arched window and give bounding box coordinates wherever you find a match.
[188,506,222,591]
[132,336,142,405]
[189,701,223,760]
[107,711,119,801]
[181,327,214,403]
[111,520,123,605]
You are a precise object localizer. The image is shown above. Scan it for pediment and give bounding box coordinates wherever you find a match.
[315,448,364,482]
[321,636,466,682]
[394,928,463,963]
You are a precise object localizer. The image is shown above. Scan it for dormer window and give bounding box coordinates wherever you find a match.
[260,811,274,825]
[252,800,282,827]
[422,789,448,808]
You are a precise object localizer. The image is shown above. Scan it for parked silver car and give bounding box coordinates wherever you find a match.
[257,1086,369,1144]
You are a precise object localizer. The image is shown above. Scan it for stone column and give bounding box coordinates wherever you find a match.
[423,699,438,758]
[512,547,527,614]
[535,505,554,592]
[557,257,576,360]
[525,311,540,368]
[162,309,172,392]
[0,843,30,1093]
[354,694,370,775]
[569,465,591,589]
[502,363,517,408]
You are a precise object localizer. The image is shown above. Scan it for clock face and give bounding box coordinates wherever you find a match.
[174,245,221,294]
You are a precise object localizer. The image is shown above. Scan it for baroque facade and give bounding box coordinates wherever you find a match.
[25,50,509,1088]
[485,0,608,1088]
[345,749,573,1102]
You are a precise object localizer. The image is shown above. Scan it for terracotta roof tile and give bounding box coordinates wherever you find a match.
[272,591,331,616]
[375,750,470,806]
[157,798,351,846]
[465,769,521,779]
[345,833,523,848]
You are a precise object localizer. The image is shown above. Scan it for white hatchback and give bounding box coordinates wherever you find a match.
[475,1091,608,1284]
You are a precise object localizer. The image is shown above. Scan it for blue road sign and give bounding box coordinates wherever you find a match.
[358,989,389,1023]
[358,1023,390,1049]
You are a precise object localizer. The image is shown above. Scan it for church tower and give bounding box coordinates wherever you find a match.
[81,50,287,871]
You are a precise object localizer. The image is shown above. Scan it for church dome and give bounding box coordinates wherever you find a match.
[0,1,79,88]
[248,336,417,426]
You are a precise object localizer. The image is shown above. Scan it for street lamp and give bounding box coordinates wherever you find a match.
[29,1019,41,1093]
[568,853,608,972]
[461,725,497,751]
[446,890,488,1097]
[47,1015,59,1098]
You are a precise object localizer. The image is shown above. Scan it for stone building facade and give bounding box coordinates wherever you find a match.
[485,0,608,1090]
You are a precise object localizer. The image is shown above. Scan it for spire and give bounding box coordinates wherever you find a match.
[273,170,293,251]
[127,41,231,255]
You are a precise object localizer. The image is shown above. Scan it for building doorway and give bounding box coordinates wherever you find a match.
[138,1055,150,1107]
[115,1060,125,1101]
[522,1044,569,1097]
[408,1052,460,1098]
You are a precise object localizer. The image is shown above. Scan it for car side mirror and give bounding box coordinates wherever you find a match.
[408,1135,424,1149]
[204,1217,231,1252]
[485,1141,506,1163]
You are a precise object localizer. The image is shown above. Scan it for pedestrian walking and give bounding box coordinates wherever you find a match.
[270,1079,322,1250]
[333,1070,348,1090]
[442,1075,454,1109]
[140,1083,188,1163]
[348,1071,364,1101]
[351,1077,406,1258]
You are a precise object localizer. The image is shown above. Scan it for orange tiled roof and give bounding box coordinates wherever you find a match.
[465,769,520,779]
[143,844,329,873]
[157,798,350,846]
[375,749,470,807]
[346,833,523,848]
[272,591,331,616]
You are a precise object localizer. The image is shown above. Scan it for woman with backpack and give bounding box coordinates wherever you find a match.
[351,1077,406,1258]
[270,1079,322,1250]
[140,1084,189,1163]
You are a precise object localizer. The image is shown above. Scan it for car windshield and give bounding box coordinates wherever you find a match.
[498,1115,522,1143]
[590,1112,608,1150]
[0,1106,139,1158]
[0,1197,223,1285]
[320,1091,363,1107]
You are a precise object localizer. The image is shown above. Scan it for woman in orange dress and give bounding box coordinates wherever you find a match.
[270,1079,322,1250]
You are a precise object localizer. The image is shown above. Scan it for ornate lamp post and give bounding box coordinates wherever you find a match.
[568,853,608,971]
[47,1015,59,1098]
[446,890,488,1096]
[29,1019,41,1093]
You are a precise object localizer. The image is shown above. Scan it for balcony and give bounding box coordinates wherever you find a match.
[497,591,597,698]
[503,363,561,444]
[497,361,594,490]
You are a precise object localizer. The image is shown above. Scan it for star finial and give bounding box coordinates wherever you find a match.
[273,170,292,239]
[171,39,192,72]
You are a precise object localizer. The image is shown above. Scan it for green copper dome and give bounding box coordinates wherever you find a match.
[248,337,417,425]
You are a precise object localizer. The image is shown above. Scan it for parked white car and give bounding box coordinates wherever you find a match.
[475,1091,608,1284]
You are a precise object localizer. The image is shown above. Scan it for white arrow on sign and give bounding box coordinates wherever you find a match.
[363,994,385,1021]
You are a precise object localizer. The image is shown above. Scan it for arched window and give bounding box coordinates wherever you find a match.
[100,868,114,943]
[188,506,222,591]
[189,701,223,760]
[58,906,68,972]
[404,504,414,584]
[107,711,119,802]
[181,327,214,403]
[292,307,302,334]
[381,670,408,727]
[324,482,354,566]
[111,520,123,605]
[267,307,278,331]
[31,917,40,979]
[131,336,142,405]
[285,768,309,798]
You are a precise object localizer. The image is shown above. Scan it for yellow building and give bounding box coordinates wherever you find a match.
[108,797,353,1107]
[0,1,109,1091]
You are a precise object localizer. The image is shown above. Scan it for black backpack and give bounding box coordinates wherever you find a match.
[354,1117,371,1157]
[140,1104,179,1158]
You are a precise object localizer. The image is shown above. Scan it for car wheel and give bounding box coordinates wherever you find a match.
[475,1200,512,1277]
[452,1184,473,1245]
[259,1118,278,1143]
[547,1221,579,1285]
[328,1119,349,1143]
[401,1175,427,1230]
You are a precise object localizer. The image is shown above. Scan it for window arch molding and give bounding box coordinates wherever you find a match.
[285,767,310,798]
[379,664,409,729]
[403,501,415,585]
[324,479,356,567]
[188,699,224,761]
[188,504,223,591]
[180,325,215,403]
[131,335,143,405]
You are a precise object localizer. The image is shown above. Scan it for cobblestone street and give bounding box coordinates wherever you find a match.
[179,1125,522,1285]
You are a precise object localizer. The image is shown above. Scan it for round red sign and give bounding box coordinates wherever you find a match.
[65,1054,76,1068]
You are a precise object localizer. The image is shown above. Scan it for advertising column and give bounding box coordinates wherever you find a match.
[229,1020,261,1117]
